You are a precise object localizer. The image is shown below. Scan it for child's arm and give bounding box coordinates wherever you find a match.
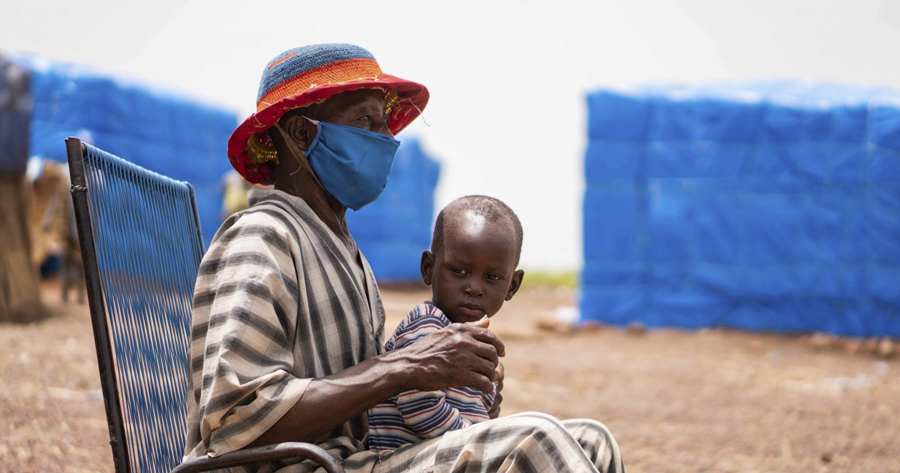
[396,387,490,439]
[395,389,472,438]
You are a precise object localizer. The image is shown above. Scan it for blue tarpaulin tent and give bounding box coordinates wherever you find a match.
[581,81,900,337]
[14,54,238,249]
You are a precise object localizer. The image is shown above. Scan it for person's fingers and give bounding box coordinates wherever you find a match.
[450,322,504,359]
[467,339,500,372]
[466,351,499,381]
[470,374,495,394]
[469,326,505,358]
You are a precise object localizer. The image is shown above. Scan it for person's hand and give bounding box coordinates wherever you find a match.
[487,361,504,419]
[399,315,505,395]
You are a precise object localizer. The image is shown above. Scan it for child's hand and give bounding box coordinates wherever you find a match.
[488,362,504,418]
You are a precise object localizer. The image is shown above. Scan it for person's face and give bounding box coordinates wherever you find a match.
[421,212,524,324]
[273,88,394,199]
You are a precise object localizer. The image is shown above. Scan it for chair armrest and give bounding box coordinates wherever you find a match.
[171,442,345,473]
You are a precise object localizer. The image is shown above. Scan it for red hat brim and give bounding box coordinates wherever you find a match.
[227,74,429,185]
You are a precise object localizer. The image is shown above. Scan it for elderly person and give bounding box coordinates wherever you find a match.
[184,43,625,472]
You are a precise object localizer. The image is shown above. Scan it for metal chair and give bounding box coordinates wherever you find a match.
[66,138,343,473]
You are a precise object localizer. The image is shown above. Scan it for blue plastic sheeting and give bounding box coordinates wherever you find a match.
[581,81,900,337]
[13,54,238,249]
[347,137,440,282]
[0,55,32,174]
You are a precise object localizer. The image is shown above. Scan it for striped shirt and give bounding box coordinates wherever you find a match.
[367,302,495,452]
[182,187,386,467]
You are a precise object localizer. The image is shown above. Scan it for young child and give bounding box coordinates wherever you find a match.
[367,195,525,452]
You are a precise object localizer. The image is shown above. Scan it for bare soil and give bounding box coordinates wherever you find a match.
[2,280,898,472]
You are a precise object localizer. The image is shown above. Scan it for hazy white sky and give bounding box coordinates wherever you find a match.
[3,0,899,270]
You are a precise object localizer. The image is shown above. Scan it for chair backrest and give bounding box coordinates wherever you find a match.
[66,138,205,473]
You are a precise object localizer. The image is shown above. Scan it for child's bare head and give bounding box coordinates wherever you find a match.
[421,196,525,324]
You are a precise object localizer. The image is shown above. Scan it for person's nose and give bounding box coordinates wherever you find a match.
[464,279,484,298]
[374,115,394,139]
[376,121,394,139]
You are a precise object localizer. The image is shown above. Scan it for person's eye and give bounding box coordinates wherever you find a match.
[451,268,467,276]
[485,274,502,282]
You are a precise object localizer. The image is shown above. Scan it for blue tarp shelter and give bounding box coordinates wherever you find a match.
[14,54,238,249]
[581,81,900,337]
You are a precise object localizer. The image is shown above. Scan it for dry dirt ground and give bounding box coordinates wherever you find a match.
[2,280,899,472]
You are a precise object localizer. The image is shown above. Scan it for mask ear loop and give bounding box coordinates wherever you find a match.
[272,120,326,190]
[410,100,430,127]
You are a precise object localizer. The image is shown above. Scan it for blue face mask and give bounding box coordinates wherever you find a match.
[276,118,400,211]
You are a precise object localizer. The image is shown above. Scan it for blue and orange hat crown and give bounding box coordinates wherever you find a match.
[228,43,429,185]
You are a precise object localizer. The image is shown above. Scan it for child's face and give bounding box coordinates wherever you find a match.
[421,212,524,324]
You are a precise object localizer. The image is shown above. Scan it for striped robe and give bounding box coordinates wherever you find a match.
[183,188,385,468]
[367,303,495,451]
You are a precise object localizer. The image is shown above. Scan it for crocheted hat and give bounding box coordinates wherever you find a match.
[228,43,429,184]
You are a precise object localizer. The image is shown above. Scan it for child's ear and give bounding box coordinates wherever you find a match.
[420,250,435,286]
[505,269,525,301]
